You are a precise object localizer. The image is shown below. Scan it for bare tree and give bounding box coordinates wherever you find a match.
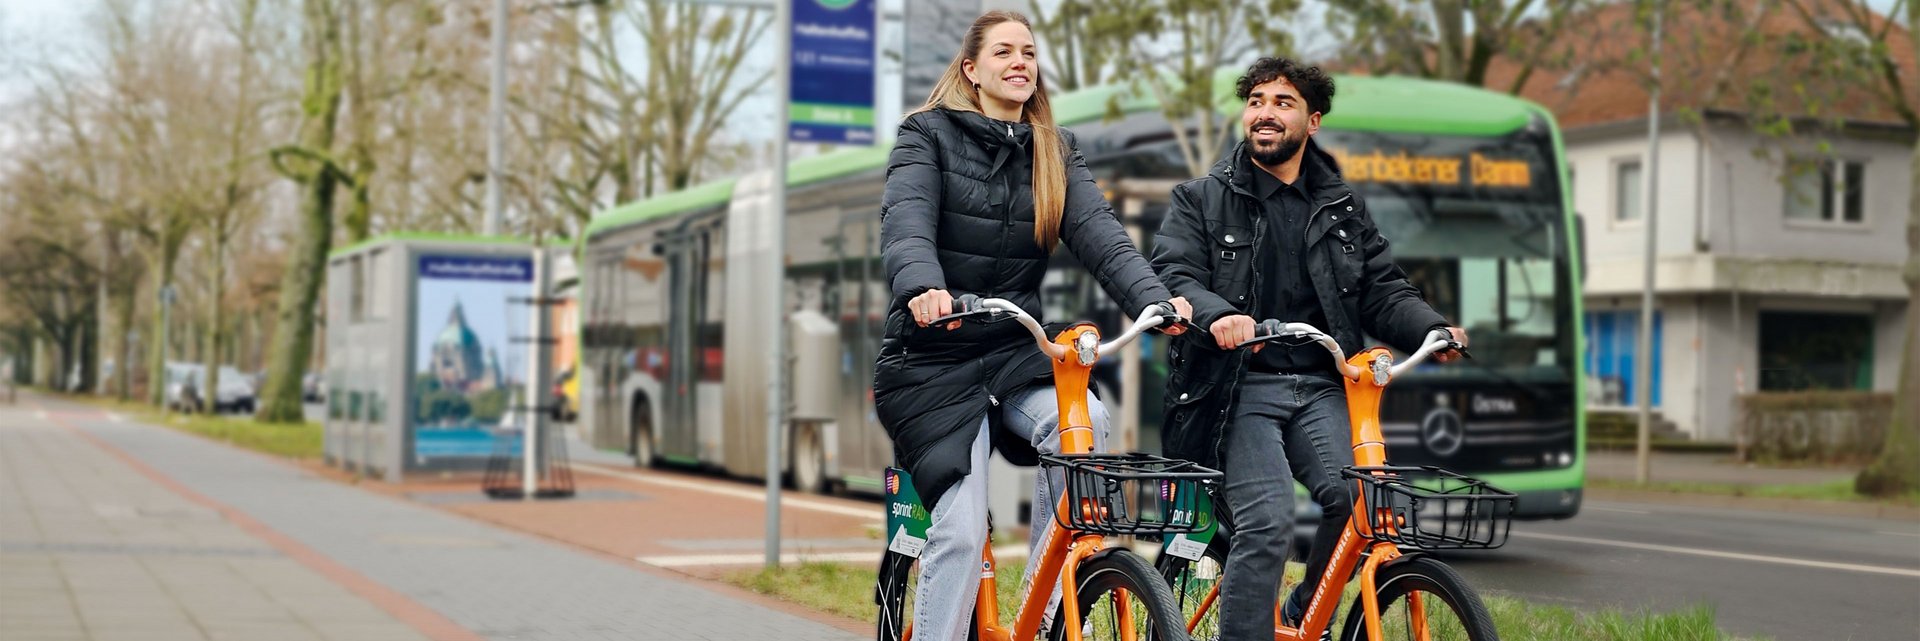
[1326,0,1593,93]
[1070,0,1297,177]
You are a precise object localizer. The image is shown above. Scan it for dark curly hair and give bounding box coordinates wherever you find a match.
[1235,57,1335,117]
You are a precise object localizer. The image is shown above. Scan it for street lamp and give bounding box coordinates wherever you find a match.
[485,0,609,239]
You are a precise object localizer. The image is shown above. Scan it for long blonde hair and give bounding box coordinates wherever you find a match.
[912,11,1065,251]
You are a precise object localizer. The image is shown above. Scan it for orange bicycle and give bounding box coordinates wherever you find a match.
[875,296,1221,641]
[1156,322,1514,641]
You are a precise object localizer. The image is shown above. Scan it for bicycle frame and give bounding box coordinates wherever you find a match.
[1182,331,1461,641]
[961,324,1118,641]
[907,300,1176,641]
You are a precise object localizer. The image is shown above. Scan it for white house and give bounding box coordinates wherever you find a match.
[1500,1,1915,441]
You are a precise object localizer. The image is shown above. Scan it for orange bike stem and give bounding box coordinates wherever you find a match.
[1051,325,1100,456]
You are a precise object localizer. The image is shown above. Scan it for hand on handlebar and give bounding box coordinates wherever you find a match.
[1208,315,1264,353]
[909,289,963,330]
[1156,297,1193,336]
[1432,327,1470,363]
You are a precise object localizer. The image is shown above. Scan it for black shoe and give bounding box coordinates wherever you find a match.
[1281,598,1335,641]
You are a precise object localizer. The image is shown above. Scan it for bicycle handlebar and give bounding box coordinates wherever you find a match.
[1238,322,1465,383]
[937,295,1179,365]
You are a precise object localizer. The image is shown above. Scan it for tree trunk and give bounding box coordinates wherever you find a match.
[145,247,179,406]
[258,0,344,424]
[258,172,337,423]
[1855,127,1920,496]
[204,236,227,414]
[110,282,134,401]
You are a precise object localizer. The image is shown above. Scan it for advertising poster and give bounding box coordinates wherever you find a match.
[411,255,532,461]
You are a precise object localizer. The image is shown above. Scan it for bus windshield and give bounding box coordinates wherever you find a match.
[1317,128,1570,376]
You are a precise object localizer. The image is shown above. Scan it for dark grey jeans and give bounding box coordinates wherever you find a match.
[1216,372,1356,639]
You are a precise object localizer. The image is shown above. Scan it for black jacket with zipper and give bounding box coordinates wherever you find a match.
[875,108,1171,508]
[1150,138,1449,471]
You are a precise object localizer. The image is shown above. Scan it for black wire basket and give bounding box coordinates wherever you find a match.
[1039,453,1222,537]
[1342,465,1516,550]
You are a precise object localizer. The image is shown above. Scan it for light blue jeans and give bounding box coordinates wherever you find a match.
[913,384,1112,641]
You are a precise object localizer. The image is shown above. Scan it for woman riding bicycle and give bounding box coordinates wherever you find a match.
[874,10,1190,641]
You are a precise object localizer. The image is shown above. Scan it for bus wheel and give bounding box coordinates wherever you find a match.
[790,422,827,494]
[631,398,656,469]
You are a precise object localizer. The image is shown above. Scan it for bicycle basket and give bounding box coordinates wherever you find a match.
[1341,466,1516,550]
[1038,453,1222,537]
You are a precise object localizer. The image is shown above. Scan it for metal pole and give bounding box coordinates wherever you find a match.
[1635,1,1663,485]
[485,0,510,237]
[525,248,553,499]
[1727,159,1746,462]
[764,0,791,570]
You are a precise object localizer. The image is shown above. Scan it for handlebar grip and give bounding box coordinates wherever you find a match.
[1255,319,1284,338]
[953,293,982,314]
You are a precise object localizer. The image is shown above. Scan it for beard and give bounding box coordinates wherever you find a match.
[1248,125,1308,167]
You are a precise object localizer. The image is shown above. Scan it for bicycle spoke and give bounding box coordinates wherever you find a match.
[1376,586,1472,641]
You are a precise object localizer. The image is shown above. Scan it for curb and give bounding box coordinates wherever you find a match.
[1587,486,1920,522]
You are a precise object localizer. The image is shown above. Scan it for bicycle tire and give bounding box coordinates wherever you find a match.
[1052,549,1189,641]
[875,551,914,641]
[1337,556,1498,641]
[1156,536,1228,641]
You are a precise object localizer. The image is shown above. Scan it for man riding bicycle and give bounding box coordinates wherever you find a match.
[1150,57,1467,641]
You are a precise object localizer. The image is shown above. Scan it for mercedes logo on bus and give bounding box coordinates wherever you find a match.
[1420,407,1465,458]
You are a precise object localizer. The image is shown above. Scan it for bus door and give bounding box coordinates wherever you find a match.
[828,207,887,487]
[656,216,715,462]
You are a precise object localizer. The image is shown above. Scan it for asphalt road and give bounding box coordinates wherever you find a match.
[1438,499,1920,641]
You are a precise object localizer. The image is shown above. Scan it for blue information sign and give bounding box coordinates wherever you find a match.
[790,0,876,145]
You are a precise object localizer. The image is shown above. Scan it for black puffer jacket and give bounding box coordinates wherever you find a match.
[1151,139,1449,471]
[875,108,1171,508]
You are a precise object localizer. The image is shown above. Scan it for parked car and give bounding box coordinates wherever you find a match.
[301,372,326,403]
[164,363,258,414]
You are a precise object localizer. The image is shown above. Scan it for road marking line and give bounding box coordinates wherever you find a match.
[34,411,48,420]
[638,551,880,567]
[640,544,1032,568]
[1877,530,1920,538]
[573,463,880,521]
[1587,506,1654,515]
[1512,531,1920,578]
[106,412,125,423]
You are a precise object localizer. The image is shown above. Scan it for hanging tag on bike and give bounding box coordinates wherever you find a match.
[884,468,931,558]
[1160,480,1215,561]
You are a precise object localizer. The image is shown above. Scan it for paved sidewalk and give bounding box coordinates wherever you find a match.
[0,404,435,641]
[1585,449,1858,486]
[13,396,863,641]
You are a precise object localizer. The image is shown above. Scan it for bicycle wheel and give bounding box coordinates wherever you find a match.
[1337,556,1497,641]
[1156,538,1227,641]
[1052,550,1189,641]
[875,551,915,641]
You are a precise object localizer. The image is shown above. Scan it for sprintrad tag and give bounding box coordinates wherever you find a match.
[884,468,931,558]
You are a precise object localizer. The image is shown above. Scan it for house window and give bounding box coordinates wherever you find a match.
[1583,310,1662,406]
[1758,311,1873,391]
[1784,158,1865,224]
[1614,161,1643,223]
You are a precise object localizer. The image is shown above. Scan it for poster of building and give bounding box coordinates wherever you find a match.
[411,254,532,461]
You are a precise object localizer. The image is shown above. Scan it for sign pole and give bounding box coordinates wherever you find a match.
[764,0,790,569]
